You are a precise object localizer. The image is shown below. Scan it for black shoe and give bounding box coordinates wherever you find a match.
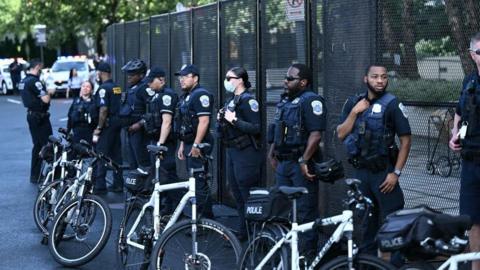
[93,189,108,195]
[108,186,124,193]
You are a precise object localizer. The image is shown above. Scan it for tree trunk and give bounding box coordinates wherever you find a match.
[379,0,402,72]
[444,0,475,75]
[465,0,480,36]
[401,0,420,79]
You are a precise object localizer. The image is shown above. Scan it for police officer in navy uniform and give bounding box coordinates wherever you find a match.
[144,66,180,214]
[449,32,480,270]
[268,63,326,254]
[67,81,98,144]
[93,62,123,194]
[217,67,262,240]
[20,59,54,183]
[176,64,214,218]
[337,64,411,258]
[119,59,151,171]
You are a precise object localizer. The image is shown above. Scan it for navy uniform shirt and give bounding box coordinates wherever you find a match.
[178,85,214,139]
[67,96,98,129]
[20,74,49,112]
[456,72,480,117]
[279,89,327,132]
[340,91,411,137]
[132,81,151,122]
[221,91,261,139]
[96,79,122,117]
[152,87,178,116]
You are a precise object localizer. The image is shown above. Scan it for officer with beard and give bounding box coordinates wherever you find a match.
[268,63,326,255]
[176,64,214,218]
[337,64,411,258]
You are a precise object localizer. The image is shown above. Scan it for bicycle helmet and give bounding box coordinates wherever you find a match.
[122,58,147,74]
[313,158,344,183]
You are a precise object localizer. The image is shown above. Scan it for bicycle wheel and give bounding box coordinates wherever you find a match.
[33,179,72,234]
[426,161,435,175]
[117,197,154,270]
[150,218,242,270]
[48,194,112,267]
[399,261,435,270]
[238,229,289,270]
[436,156,452,178]
[319,254,396,270]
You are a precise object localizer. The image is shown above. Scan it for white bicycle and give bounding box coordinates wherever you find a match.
[117,143,241,270]
[239,178,395,270]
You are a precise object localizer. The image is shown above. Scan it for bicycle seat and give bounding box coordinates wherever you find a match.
[278,186,308,199]
[48,135,62,144]
[345,178,361,188]
[147,144,168,154]
[433,214,472,236]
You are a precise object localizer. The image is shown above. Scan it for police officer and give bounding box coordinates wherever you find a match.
[67,81,98,144]
[20,59,54,183]
[176,64,214,218]
[337,64,411,258]
[119,59,151,171]
[268,63,326,254]
[449,32,480,270]
[217,67,262,240]
[144,66,179,214]
[93,62,123,194]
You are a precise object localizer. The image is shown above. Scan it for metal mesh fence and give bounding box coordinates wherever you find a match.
[104,0,471,215]
[139,19,151,67]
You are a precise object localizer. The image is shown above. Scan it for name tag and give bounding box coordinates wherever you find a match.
[113,87,121,94]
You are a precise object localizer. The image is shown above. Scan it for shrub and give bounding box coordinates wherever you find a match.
[389,78,461,103]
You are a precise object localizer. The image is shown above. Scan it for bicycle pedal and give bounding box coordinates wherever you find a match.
[40,235,48,245]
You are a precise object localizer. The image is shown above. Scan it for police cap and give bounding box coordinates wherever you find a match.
[174,64,199,76]
[97,61,111,73]
[146,67,166,83]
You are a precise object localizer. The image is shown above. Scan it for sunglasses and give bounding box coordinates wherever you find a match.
[284,76,301,82]
[470,49,480,55]
[226,76,240,81]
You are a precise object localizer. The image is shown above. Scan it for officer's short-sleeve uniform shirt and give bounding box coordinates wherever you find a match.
[340,91,411,137]
[20,74,49,112]
[301,94,327,133]
[190,86,212,117]
[97,79,121,116]
[157,88,178,115]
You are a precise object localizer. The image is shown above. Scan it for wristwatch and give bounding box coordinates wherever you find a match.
[393,169,402,177]
[298,156,307,165]
[192,143,200,148]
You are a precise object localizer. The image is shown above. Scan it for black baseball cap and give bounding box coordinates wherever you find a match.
[97,62,111,73]
[174,64,199,76]
[146,67,166,83]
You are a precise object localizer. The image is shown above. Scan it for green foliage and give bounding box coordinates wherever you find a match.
[415,36,456,58]
[389,78,461,103]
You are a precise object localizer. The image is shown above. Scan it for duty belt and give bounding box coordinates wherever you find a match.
[348,154,388,172]
[28,110,49,118]
[223,134,251,149]
[275,150,302,161]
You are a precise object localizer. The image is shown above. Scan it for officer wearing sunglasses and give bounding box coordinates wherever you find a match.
[268,63,326,254]
[449,32,480,270]
[216,67,262,240]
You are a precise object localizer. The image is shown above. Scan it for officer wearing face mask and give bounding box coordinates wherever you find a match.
[268,63,326,255]
[217,67,262,240]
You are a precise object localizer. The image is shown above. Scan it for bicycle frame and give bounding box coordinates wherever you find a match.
[126,175,197,250]
[438,252,480,270]
[256,209,354,270]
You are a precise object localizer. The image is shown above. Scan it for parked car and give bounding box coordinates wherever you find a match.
[44,56,94,96]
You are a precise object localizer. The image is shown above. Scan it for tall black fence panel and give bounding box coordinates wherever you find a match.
[150,14,170,84]
[139,19,151,67]
[321,0,377,216]
[192,4,220,199]
[113,23,125,91]
[170,11,192,92]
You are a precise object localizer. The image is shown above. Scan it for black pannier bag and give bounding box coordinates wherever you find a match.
[124,171,154,195]
[245,187,291,222]
[377,206,471,259]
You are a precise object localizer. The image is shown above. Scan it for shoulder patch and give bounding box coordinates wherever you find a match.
[185,95,190,102]
[199,95,210,108]
[311,100,323,115]
[162,95,172,106]
[249,99,259,112]
[99,89,106,98]
[372,104,382,113]
[399,102,408,118]
[35,81,43,91]
[146,88,156,96]
[113,87,121,94]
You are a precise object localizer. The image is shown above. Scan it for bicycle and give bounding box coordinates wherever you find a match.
[47,140,119,267]
[117,143,242,270]
[238,178,395,270]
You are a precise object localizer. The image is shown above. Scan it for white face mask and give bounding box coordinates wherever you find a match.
[224,79,236,93]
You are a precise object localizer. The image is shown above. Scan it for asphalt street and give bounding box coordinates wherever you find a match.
[0,95,125,270]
